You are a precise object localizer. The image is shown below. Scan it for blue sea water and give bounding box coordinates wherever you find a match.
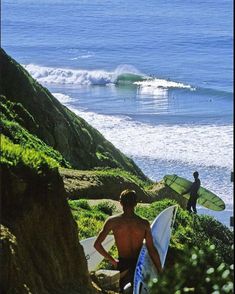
[2,0,233,226]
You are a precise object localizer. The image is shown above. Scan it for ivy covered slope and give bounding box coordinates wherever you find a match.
[0,136,96,294]
[0,48,146,179]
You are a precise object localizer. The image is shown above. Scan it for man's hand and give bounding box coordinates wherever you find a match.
[110,258,119,268]
[94,219,118,268]
[145,222,162,273]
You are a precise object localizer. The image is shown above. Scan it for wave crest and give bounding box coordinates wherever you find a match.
[23,64,194,90]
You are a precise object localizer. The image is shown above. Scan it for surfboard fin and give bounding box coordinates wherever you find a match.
[123,282,132,294]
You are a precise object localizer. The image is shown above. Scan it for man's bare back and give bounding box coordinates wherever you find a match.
[94,190,162,292]
[107,213,150,260]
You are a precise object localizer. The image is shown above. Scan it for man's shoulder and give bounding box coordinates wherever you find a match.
[108,213,149,222]
[135,214,150,226]
[106,213,123,222]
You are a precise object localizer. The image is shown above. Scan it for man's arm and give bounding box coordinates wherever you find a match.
[145,222,162,274]
[182,184,192,195]
[94,218,118,267]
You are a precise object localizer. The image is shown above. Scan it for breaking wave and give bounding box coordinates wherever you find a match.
[24,64,194,90]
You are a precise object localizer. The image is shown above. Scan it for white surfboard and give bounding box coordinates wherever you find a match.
[80,235,115,272]
[133,205,178,294]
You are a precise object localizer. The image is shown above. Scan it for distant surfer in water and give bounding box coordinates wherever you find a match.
[94,189,162,293]
[182,171,201,214]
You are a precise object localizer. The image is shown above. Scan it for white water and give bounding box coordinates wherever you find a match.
[24,64,194,90]
[60,101,232,170]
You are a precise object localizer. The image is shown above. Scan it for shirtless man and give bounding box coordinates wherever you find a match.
[94,189,162,293]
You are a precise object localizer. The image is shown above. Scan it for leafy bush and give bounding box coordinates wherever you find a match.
[69,199,91,211]
[191,215,233,264]
[149,245,234,294]
[77,217,104,239]
[95,201,117,216]
[68,199,111,239]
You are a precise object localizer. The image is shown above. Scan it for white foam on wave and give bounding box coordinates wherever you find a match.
[52,93,72,104]
[24,64,114,85]
[135,79,192,89]
[137,86,168,97]
[71,108,233,170]
[135,79,195,97]
[23,64,194,90]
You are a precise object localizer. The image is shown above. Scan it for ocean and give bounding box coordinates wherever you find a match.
[2,0,233,226]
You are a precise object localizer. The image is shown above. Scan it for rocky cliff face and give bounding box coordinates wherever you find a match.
[0,48,146,180]
[0,163,95,294]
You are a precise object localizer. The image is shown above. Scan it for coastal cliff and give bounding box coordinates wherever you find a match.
[0,48,146,180]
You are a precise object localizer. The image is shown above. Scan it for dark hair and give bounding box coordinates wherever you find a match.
[120,189,137,207]
[193,171,199,178]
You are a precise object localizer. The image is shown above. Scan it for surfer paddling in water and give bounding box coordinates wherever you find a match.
[182,171,201,214]
[94,189,162,293]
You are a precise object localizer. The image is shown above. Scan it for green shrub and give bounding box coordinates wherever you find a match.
[77,217,104,239]
[69,199,91,211]
[149,245,234,294]
[0,95,71,168]
[191,215,233,264]
[95,201,117,216]
[136,199,178,221]
[68,199,111,239]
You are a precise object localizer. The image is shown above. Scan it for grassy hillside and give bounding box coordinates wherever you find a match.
[0,95,70,168]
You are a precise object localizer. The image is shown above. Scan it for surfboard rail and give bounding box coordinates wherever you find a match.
[80,235,115,272]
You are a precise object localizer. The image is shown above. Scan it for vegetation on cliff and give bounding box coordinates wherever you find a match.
[0,95,71,168]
